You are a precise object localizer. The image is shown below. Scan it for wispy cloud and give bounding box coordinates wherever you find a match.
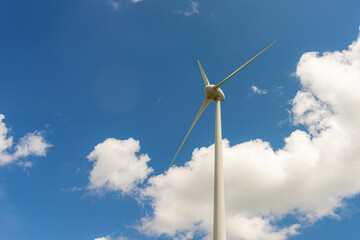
[174,0,199,17]
[273,85,284,95]
[250,85,268,95]
[107,0,119,10]
[209,12,218,22]
[94,235,129,240]
[155,96,164,105]
[61,186,83,192]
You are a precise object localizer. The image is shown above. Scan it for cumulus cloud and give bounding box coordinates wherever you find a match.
[86,28,360,239]
[135,28,360,239]
[0,114,51,167]
[87,138,153,194]
[250,85,268,95]
[174,0,199,17]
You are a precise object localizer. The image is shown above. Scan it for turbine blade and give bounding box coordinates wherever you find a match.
[167,97,212,171]
[214,41,276,89]
[197,59,210,86]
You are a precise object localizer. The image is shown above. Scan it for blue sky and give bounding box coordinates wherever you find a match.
[1,0,360,239]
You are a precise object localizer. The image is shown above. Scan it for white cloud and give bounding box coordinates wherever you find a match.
[87,138,153,194]
[174,0,199,17]
[0,114,51,167]
[86,28,360,239]
[0,114,14,165]
[117,237,129,240]
[139,139,304,239]
[135,28,360,239]
[107,0,119,10]
[94,235,128,240]
[61,186,83,192]
[250,85,268,95]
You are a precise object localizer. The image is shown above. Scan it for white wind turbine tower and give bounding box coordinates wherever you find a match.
[167,41,276,240]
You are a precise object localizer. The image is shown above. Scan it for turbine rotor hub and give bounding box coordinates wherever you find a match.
[204,85,225,101]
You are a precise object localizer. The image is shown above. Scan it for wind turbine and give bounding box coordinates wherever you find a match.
[167,41,276,240]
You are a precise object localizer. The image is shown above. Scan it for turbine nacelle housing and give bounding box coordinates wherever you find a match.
[205,85,225,101]
[167,41,275,171]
